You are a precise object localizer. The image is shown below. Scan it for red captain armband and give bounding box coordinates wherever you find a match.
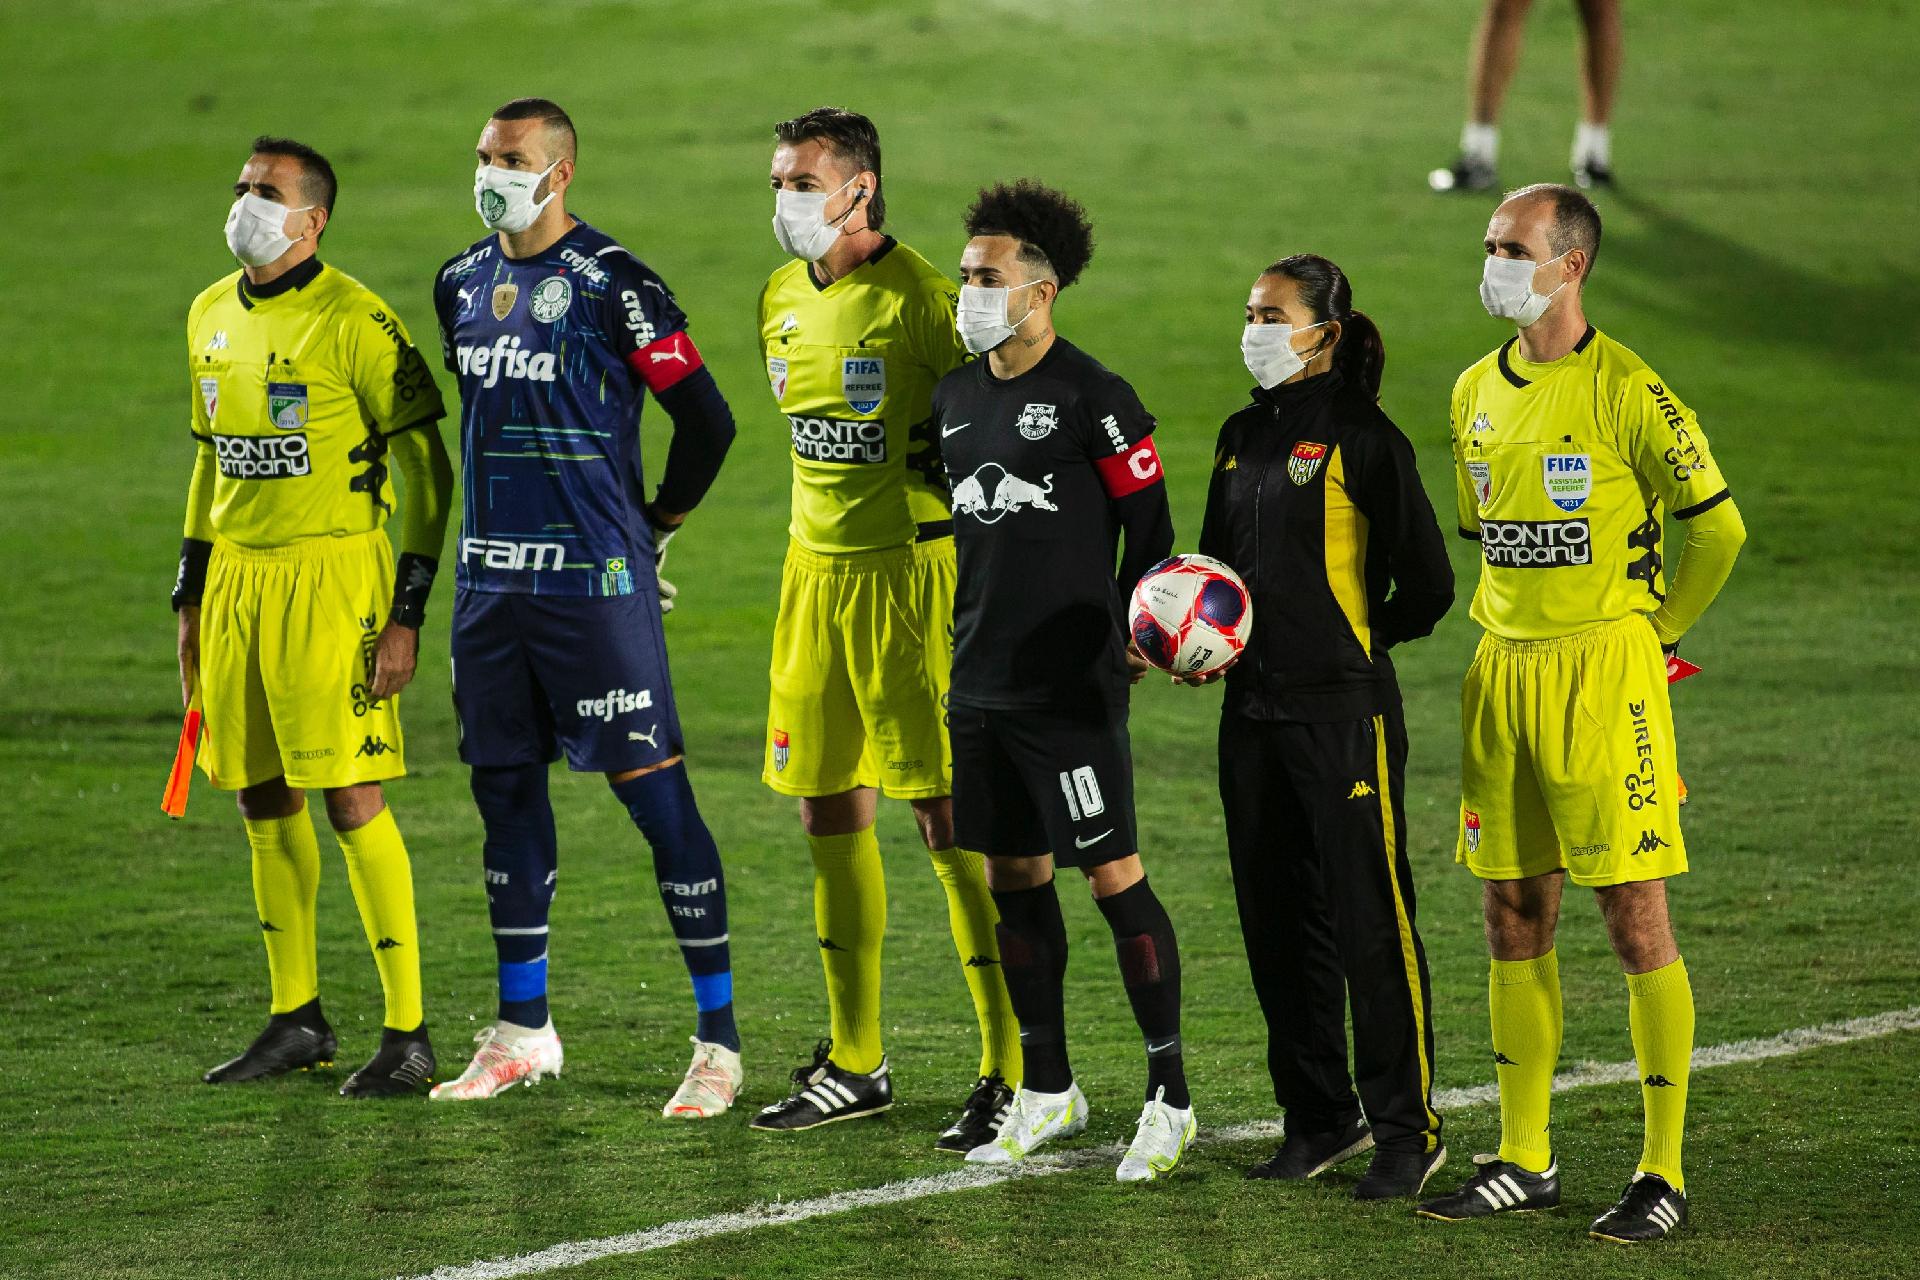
[628,330,705,393]
[1094,435,1164,498]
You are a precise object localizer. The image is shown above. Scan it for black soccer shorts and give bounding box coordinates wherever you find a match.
[950,701,1138,868]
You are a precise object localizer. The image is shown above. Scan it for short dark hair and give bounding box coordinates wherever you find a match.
[963,180,1095,290]
[1507,182,1602,277]
[774,106,885,231]
[491,97,577,161]
[250,135,336,217]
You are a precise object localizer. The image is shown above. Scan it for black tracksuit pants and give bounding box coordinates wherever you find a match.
[1218,702,1442,1154]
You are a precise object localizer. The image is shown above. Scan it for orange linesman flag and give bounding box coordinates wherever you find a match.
[162,703,204,819]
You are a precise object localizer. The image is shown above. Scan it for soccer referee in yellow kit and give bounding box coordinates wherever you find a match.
[1417,184,1745,1239]
[175,136,454,1097]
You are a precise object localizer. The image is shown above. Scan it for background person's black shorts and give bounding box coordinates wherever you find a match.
[950,701,1138,868]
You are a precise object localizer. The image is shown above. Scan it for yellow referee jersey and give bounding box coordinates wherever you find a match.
[758,237,969,553]
[1449,326,1730,641]
[186,262,444,549]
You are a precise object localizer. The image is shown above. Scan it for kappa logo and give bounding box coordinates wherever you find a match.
[374,937,402,951]
[1463,808,1482,853]
[964,955,1001,969]
[843,356,885,415]
[1469,411,1494,436]
[951,463,1057,523]
[1643,1073,1678,1088]
[1015,402,1059,440]
[529,275,573,324]
[818,936,847,952]
[260,919,281,933]
[1288,440,1329,485]
[1493,1050,1518,1065]
[767,357,788,399]
[779,312,799,333]
[204,331,229,351]
[1633,829,1672,855]
[771,728,790,772]
[1347,780,1376,800]
[355,736,395,758]
[1543,452,1592,512]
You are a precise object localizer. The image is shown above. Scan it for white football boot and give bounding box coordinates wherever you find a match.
[662,1037,743,1119]
[1116,1087,1197,1183]
[429,1021,563,1101]
[965,1082,1089,1164]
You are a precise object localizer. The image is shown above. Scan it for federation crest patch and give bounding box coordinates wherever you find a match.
[768,356,789,400]
[772,729,790,772]
[266,382,308,431]
[1288,440,1328,486]
[843,357,885,415]
[529,275,573,324]
[1543,452,1592,512]
[199,377,219,426]
[1464,808,1481,853]
[491,281,519,321]
[1467,459,1492,508]
[1014,402,1059,440]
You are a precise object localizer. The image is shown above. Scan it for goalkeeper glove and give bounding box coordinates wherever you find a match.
[646,503,681,615]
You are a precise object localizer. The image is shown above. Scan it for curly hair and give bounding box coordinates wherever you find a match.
[963,180,1095,289]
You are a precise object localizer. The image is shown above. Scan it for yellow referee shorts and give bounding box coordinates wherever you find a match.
[764,537,954,800]
[1458,615,1686,887]
[198,529,405,792]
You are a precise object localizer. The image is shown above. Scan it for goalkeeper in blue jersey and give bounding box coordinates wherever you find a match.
[427,98,743,1117]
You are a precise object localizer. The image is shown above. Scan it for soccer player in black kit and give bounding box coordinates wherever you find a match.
[933,181,1192,1182]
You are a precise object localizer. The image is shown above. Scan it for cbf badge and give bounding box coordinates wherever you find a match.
[1288,440,1328,485]
[771,728,790,772]
[266,382,308,430]
[491,281,519,321]
[843,357,885,415]
[1467,459,1493,508]
[768,356,788,400]
[1543,452,1592,512]
[1463,808,1481,853]
[529,275,572,324]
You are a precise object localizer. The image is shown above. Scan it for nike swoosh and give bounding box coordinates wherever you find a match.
[1147,1040,1177,1054]
[942,422,971,438]
[1073,829,1113,849]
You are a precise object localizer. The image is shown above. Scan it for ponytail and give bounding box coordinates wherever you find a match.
[1262,253,1389,400]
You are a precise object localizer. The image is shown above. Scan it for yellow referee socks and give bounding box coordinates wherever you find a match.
[1490,949,1563,1174]
[334,806,424,1032]
[243,810,322,1014]
[809,827,887,1074]
[928,847,1022,1083]
[1627,956,1694,1192]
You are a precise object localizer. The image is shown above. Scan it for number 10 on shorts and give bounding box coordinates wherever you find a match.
[1060,766,1106,820]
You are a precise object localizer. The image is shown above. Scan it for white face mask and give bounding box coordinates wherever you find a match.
[1241,320,1330,389]
[772,174,861,261]
[1480,250,1571,327]
[224,193,314,268]
[475,160,558,233]
[955,281,1042,356]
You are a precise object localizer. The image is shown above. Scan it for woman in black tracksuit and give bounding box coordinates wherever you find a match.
[1187,254,1454,1198]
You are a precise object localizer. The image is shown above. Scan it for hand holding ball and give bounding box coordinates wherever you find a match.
[1128,554,1252,681]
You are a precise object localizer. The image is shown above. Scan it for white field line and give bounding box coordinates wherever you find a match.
[398,1005,1920,1280]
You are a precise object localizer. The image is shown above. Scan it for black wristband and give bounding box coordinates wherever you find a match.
[389,552,438,629]
[172,538,213,611]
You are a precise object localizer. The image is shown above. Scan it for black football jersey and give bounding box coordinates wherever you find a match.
[932,338,1172,710]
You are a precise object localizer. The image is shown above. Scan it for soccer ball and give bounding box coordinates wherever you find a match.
[1128,554,1252,678]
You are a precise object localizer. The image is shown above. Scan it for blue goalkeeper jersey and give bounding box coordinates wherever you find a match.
[434,219,710,596]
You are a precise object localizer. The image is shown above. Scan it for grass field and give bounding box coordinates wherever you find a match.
[4,1,1919,1277]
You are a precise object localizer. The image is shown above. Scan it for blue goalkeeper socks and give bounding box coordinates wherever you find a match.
[470,764,559,1030]
[611,764,738,1051]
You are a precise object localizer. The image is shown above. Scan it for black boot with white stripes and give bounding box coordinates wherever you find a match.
[1415,1155,1561,1220]
[749,1039,893,1132]
[1590,1172,1687,1242]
